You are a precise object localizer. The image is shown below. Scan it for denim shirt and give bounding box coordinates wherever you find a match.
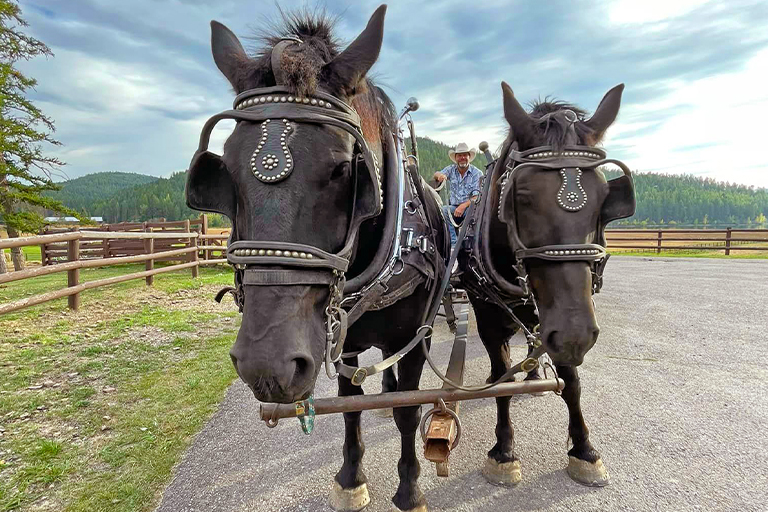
[438,164,482,206]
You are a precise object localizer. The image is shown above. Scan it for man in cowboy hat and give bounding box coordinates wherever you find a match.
[433,142,482,248]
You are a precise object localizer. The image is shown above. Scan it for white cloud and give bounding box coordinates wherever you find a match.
[608,0,712,25]
[13,0,768,190]
[606,48,768,187]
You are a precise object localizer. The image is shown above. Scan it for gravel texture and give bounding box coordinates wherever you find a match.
[155,257,768,512]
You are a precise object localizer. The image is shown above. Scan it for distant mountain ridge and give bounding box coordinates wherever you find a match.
[48,138,767,227]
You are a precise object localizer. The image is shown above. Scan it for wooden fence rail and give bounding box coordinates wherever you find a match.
[0,229,228,316]
[38,215,229,265]
[605,228,768,255]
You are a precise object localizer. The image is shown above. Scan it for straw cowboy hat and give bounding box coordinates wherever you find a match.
[448,142,477,163]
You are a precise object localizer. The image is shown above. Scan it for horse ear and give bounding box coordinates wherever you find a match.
[322,5,386,95]
[210,20,247,90]
[501,82,533,141]
[186,151,238,220]
[585,84,624,142]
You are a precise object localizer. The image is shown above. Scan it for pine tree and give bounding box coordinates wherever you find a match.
[0,0,82,272]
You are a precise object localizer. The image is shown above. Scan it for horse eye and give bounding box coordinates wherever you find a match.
[517,192,533,206]
[331,161,351,180]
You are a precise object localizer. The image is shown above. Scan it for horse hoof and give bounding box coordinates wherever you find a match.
[329,481,370,511]
[482,457,521,486]
[391,504,428,512]
[373,407,394,418]
[567,456,610,487]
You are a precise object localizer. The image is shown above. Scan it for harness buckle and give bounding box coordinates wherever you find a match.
[351,367,368,386]
[520,357,539,373]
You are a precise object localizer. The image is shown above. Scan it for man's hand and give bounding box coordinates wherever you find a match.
[433,172,447,183]
[454,203,467,217]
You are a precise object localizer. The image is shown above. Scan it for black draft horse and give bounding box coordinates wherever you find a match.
[461,81,632,487]
[185,6,447,512]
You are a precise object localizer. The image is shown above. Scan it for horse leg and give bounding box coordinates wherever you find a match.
[391,349,427,512]
[473,300,522,486]
[557,364,610,486]
[373,360,397,418]
[330,356,371,512]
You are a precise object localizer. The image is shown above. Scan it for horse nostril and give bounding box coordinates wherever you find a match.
[230,352,245,377]
[292,355,313,382]
[545,330,562,353]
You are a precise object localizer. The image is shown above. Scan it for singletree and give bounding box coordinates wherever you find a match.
[1,0,81,273]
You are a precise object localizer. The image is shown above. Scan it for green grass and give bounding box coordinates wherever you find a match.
[0,267,240,512]
[21,247,41,263]
[0,263,233,321]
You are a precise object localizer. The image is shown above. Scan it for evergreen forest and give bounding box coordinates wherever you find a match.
[26,137,767,228]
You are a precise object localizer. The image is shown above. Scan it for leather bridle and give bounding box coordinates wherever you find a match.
[497,144,634,297]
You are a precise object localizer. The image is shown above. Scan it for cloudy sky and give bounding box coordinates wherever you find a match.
[15,0,768,188]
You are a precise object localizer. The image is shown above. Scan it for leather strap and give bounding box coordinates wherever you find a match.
[242,269,335,286]
[346,281,388,325]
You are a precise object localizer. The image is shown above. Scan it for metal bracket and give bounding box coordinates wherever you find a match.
[401,228,415,253]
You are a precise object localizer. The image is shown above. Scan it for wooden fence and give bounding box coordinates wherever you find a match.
[39,215,228,265]
[605,228,768,254]
[0,228,228,316]
[4,224,767,316]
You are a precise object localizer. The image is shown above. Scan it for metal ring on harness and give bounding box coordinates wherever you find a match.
[404,200,419,215]
[392,258,405,275]
[419,398,462,449]
[417,324,434,338]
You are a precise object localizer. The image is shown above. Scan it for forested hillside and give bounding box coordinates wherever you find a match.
[92,172,196,222]
[602,170,768,227]
[44,172,158,214]
[36,137,767,227]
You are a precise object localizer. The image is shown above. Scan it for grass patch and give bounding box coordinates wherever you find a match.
[0,263,233,322]
[0,267,240,512]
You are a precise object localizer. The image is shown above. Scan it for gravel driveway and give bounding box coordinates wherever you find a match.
[155,257,768,512]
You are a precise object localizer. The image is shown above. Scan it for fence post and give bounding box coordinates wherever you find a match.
[725,227,732,255]
[192,235,200,278]
[201,214,209,260]
[67,231,81,310]
[103,224,111,259]
[185,219,199,278]
[145,228,154,286]
[656,230,663,254]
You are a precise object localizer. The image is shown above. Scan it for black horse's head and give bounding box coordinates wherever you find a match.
[497,82,634,366]
[186,6,393,403]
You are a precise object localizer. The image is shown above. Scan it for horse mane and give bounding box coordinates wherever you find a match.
[527,99,599,149]
[247,7,395,147]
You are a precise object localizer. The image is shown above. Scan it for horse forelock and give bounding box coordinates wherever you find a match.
[237,8,394,150]
[528,99,599,148]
